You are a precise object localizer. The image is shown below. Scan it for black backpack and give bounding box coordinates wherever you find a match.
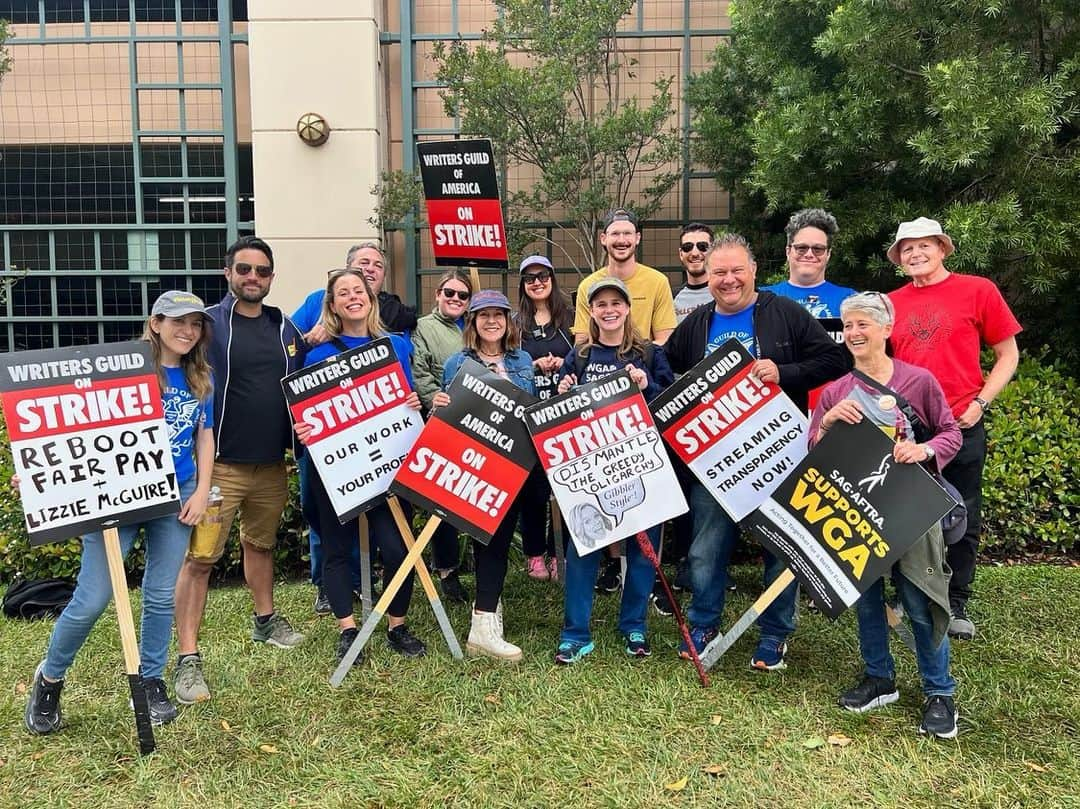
[2,576,75,620]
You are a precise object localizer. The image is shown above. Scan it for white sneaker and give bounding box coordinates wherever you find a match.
[466,610,522,662]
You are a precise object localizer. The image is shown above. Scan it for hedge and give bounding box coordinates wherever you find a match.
[0,351,1075,582]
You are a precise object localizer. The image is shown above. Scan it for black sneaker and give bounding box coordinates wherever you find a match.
[838,675,900,713]
[439,570,469,605]
[650,582,675,616]
[919,695,959,739]
[595,558,622,593]
[673,559,692,592]
[143,677,178,726]
[336,627,364,667]
[387,624,427,658]
[24,662,63,735]
[313,587,331,616]
[948,602,975,640]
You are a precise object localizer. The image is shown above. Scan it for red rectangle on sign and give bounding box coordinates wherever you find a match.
[288,364,410,446]
[394,417,527,537]
[3,374,164,441]
[425,198,508,265]
[661,367,779,465]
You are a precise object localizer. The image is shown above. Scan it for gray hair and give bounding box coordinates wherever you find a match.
[344,241,385,267]
[784,208,838,246]
[840,291,894,326]
[704,232,756,266]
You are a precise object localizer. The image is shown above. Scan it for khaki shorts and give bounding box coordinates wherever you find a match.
[187,460,289,564]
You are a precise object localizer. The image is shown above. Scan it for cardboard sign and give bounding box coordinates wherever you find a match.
[282,338,422,523]
[745,418,955,618]
[417,139,509,268]
[0,342,180,545]
[525,371,687,555]
[391,358,537,544]
[650,340,809,521]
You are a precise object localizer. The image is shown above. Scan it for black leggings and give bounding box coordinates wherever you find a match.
[517,465,555,557]
[473,499,522,612]
[310,472,415,620]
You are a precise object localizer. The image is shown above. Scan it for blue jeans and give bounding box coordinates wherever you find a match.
[299,454,362,590]
[43,477,196,681]
[856,570,955,696]
[560,525,661,645]
[685,481,796,644]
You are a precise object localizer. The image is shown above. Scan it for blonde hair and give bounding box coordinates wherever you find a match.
[321,269,385,338]
[141,314,213,401]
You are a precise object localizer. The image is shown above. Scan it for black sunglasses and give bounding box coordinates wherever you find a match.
[439,287,471,301]
[522,270,552,284]
[791,243,829,257]
[233,262,273,278]
[680,241,710,254]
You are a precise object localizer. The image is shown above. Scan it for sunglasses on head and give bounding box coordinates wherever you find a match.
[439,287,471,301]
[522,270,552,284]
[680,240,710,254]
[791,243,829,258]
[232,262,273,278]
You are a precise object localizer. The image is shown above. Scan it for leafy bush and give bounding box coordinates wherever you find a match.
[0,410,309,583]
[982,351,1079,555]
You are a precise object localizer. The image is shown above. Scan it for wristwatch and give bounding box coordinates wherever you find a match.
[973,396,990,411]
[922,444,936,461]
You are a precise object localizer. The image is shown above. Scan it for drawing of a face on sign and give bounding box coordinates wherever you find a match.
[569,501,614,550]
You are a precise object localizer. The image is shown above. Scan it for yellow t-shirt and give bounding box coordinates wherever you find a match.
[572,264,677,339]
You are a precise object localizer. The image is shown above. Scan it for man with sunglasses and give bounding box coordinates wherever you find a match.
[764,208,855,319]
[172,235,308,705]
[674,223,716,324]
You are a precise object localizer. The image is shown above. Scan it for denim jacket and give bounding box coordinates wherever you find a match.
[442,348,537,397]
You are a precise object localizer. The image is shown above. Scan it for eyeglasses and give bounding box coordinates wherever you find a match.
[522,271,551,284]
[233,262,273,278]
[439,287,471,301]
[791,243,829,258]
[680,241,710,254]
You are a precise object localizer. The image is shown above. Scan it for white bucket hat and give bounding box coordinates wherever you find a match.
[886,217,955,265]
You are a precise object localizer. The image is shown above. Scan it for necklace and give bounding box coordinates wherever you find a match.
[478,348,503,358]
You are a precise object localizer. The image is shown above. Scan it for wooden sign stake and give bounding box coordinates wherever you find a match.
[699,568,796,671]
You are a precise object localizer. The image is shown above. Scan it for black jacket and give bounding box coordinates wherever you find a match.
[663,290,850,413]
[378,291,418,333]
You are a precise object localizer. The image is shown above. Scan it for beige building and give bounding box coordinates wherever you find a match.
[0,1,728,348]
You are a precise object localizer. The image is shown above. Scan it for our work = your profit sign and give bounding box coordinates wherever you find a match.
[283,338,422,524]
[650,340,809,521]
[0,342,180,545]
[391,359,537,544]
[417,138,509,268]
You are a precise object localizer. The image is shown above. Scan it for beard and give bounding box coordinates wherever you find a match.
[230,277,270,304]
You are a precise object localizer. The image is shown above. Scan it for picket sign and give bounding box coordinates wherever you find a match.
[102,527,155,754]
[699,569,796,671]
[357,513,372,621]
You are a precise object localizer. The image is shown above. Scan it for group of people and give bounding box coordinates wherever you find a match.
[21,205,1020,744]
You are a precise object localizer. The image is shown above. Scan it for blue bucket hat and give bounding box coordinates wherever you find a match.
[468,289,512,313]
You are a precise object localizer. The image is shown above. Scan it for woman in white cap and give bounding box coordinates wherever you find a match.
[886,217,1021,641]
[809,290,963,738]
[552,277,674,664]
[24,291,215,735]
[515,255,574,581]
[440,290,536,661]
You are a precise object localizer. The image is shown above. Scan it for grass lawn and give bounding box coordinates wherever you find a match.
[1,562,1077,808]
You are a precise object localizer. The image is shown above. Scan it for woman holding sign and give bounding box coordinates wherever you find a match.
[441,290,536,661]
[809,291,963,739]
[515,255,574,580]
[553,277,674,664]
[296,269,428,665]
[24,291,215,735]
[412,269,474,605]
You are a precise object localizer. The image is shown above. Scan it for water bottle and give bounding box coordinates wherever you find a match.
[190,485,224,558]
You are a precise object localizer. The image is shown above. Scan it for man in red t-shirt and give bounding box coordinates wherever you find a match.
[887,217,1021,641]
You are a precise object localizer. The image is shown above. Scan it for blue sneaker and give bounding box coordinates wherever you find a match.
[750,640,788,671]
[624,631,651,657]
[677,626,717,660]
[554,640,595,665]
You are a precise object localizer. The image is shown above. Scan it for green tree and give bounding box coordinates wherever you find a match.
[688,0,1080,360]
[0,19,10,79]
[377,0,681,270]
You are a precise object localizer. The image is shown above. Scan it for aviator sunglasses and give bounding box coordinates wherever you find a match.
[232,262,273,278]
[680,240,710,254]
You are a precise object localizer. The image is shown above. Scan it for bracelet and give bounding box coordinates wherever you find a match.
[973,396,990,411]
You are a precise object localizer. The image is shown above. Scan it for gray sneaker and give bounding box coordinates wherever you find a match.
[251,611,304,648]
[174,654,211,704]
[948,604,976,640]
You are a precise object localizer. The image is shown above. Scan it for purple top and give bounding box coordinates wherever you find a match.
[809,358,962,472]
